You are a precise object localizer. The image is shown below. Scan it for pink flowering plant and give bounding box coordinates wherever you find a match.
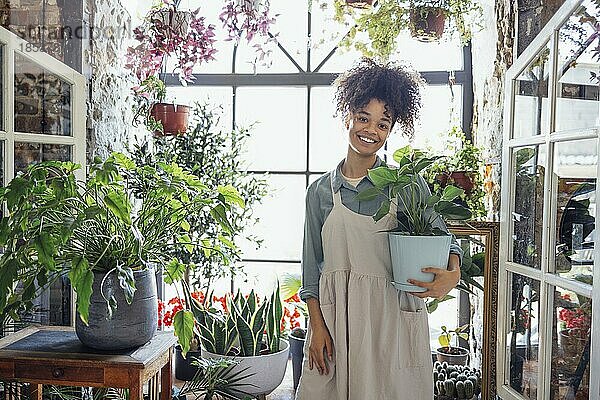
[126,0,217,83]
[219,0,278,65]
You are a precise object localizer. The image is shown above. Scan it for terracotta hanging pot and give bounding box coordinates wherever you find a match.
[150,103,190,136]
[409,6,447,42]
[345,0,377,8]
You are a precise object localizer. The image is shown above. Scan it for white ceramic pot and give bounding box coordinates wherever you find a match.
[388,234,452,292]
[201,339,289,396]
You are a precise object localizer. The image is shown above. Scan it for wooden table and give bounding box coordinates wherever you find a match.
[0,326,177,400]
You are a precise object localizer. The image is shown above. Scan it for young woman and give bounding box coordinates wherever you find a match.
[295,59,463,400]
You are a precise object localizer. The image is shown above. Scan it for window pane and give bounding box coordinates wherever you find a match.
[233,261,301,299]
[505,273,540,399]
[269,0,308,70]
[389,31,463,71]
[553,139,597,279]
[555,0,600,132]
[0,46,4,131]
[552,286,592,399]
[239,174,305,261]
[14,143,72,173]
[385,84,463,158]
[236,87,307,171]
[309,87,348,172]
[511,145,547,269]
[513,43,551,139]
[14,54,72,136]
[165,86,233,132]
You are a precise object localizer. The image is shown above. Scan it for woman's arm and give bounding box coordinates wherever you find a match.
[299,179,334,375]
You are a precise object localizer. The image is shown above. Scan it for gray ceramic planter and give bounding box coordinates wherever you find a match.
[388,234,452,292]
[75,267,158,350]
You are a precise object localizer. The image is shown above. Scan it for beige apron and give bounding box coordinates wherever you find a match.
[295,178,434,400]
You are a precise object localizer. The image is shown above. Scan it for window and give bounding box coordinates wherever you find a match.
[498,0,600,398]
[0,26,86,325]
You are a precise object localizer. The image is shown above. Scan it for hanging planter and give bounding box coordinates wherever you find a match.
[436,171,476,194]
[409,6,447,42]
[151,9,193,37]
[150,103,190,136]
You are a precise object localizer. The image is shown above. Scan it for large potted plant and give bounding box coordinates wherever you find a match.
[0,153,241,350]
[356,146,472,292]
[174,285,288,397]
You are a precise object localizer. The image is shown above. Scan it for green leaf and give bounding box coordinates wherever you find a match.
[438,334,450,347]
[174,310,195,357]
[373,200,391,222]
[441,185,465,202]
[0,258,19,313]
[354,187,382,202]
[218,234,236,250]
[426,195,440,207]
[178,234,194,253]
[111,153,136,170]
[116,265,136,304]
[69,257,93,324]
[392,146,412,164]
[180,219,191,232]
[218,185,246,209]
[434,201,472,220]
[164,259,187,284]
[104,190,131,224]
[210,204,233,233]
[459,333,469,341]
[35,232,56,270]
[367,167,397,189]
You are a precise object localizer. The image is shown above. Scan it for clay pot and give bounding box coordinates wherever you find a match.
[409,7,446,42]
[436,171,475,194]
[150,103,190,136]
[436,346,469,366]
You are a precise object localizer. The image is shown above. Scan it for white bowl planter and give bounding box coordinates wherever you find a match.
[201,339,289,396]
[389,234,452,292]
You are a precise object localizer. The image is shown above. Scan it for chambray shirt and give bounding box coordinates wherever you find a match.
[299,157,464,301]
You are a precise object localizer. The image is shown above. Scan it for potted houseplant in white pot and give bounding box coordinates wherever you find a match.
[356,145,472,292]
[436,324,470,366]
[173,285,288,396]
[0,153,240,350]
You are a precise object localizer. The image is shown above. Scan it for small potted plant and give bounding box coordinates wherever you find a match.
[409,0,448,42]
[436,324,470,366]
[356,145,472,292]
[172,285,288,396]
[178,357,255,400]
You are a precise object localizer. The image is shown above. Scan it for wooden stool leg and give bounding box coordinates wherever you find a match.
[130,372,144,400]
[160,351,173,400]
[30,384,43,400]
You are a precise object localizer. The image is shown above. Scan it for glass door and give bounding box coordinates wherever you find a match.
[498,0,600,399]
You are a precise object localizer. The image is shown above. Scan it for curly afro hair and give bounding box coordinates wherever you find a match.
[333,58,424,137]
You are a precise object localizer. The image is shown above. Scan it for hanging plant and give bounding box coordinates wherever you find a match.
[345,0,377,8]
[219,0,278,64]
[126,0,217,83]
[334,0,482,60]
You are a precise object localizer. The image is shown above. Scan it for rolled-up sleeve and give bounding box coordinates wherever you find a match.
[299,182,324,301]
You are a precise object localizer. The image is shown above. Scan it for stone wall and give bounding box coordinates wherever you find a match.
[85,0,146,162]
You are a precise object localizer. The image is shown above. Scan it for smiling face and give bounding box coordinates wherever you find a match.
[346,98,393,157]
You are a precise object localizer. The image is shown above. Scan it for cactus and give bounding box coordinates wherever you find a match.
[456,381,465,399]
[457,373,468,381]
[450,371,459,379]
[444,380,455,398]
[436,380,446,396]
[464,380,474,398]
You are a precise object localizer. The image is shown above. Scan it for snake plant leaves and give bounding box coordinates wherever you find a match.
[174,309,195,356]
[69,257,94,325]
